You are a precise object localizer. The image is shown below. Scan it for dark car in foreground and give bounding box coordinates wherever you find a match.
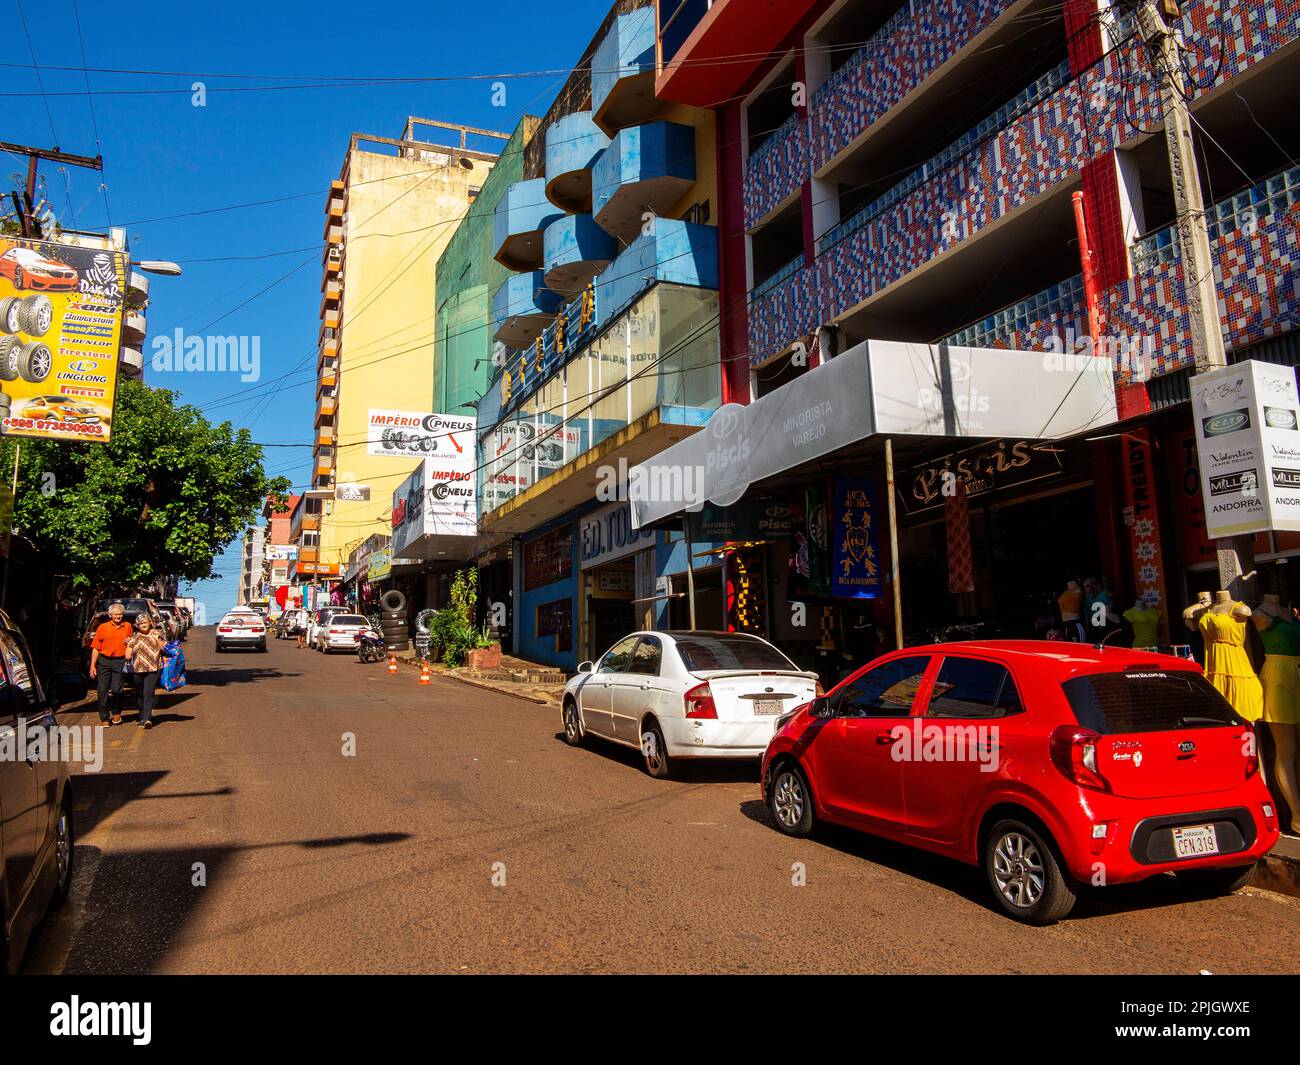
[762,641,1281,925]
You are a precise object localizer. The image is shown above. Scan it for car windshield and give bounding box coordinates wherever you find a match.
[673,634,797,672]
[329,616,367,626]
[1062,669,1245,734]
[96,598,151,615]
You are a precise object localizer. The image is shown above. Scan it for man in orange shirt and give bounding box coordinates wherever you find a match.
[90,601,131,726]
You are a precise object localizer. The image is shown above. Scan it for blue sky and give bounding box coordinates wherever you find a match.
[3,0,610,615]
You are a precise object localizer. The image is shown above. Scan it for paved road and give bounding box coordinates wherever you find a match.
[23,628,1300,974]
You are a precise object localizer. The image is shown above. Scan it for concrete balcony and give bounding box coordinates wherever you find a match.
[542,214,617,297]
[118,346,144,379]
[322,308,340,330]
[491,271,562,346]
[591,7,658,136]
[493,179,564,273]
[121,310,147,344]
[315,394,336,426]
[544,112,609,214]
[591,122,696,243]
[593,218,717,328]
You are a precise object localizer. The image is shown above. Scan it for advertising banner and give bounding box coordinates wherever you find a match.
[1191,360,1300,537]
[391,425,478,558]
[832,477,882,599]
[334,482,370,502]
[0,236,128,442]
[366,550,392,582]
[367,409,474,459]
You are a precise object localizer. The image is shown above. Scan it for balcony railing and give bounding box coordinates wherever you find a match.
[817,60,1071,255]
[747,110,802,175]
[1131,164,1300,274]
[751,254,806,300]
[943,274,1085,349]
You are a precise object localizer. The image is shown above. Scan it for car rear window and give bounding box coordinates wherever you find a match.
[330,615,367,625]
[1062,669,1245,734]
[674,634,796,672]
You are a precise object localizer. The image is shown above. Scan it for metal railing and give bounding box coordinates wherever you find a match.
[751,254,806,301]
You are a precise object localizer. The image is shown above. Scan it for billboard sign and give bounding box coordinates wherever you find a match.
[391,414,478,556]
[1191,360,1300,537]
[367,409,474,459]
[0,237,128,442]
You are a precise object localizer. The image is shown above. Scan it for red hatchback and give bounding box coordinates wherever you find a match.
[761,642,1281,924]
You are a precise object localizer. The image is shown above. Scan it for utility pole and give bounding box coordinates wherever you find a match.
[1136,0,1247,596]
[0,141,103,234]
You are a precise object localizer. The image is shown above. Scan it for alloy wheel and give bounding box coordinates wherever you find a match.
[641,729,663,773]
[772,770,805,829]
[563,703,579,742]
[992,831,1045,909]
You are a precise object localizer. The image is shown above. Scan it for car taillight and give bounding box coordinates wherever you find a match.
[684,681,717,719]
[1049,726,1111,792]
[218,626,232,633]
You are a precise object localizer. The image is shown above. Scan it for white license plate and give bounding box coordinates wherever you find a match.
[1172,824,1219,858]
[752,698,783,716]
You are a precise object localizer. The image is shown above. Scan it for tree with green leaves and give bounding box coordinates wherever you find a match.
[1,379,290,591]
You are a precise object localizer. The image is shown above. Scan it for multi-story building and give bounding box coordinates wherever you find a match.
[238,525,266,606]
[635,0,1300,661]
[261,494,299,609]
[306,118,504,594]
[472,0,723,668]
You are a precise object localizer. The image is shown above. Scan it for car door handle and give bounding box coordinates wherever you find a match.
[875,731,896,745]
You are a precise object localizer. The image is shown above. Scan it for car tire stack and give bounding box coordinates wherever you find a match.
[380,589,409,652]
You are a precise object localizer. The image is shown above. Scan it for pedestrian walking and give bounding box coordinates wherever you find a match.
[125,613,168,729]
[89,601,131,726]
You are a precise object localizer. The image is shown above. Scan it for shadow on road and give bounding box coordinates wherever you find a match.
[551,732,763,784]
[186,666,301,687]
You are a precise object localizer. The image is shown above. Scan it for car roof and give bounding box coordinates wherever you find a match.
[897,639,1202,681]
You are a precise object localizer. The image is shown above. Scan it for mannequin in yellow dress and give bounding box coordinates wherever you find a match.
[1252,595,1300,833]
[1183,591,1264,721]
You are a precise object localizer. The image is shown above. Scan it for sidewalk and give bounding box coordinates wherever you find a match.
[395,648,566,706]
[1258,831,1300,899]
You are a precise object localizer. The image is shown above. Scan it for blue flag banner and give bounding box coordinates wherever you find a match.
[832,477,882,599]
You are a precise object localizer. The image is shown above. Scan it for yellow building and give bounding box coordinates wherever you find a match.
[298,118,504,589]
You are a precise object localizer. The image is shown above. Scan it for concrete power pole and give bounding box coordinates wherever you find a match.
[1137,0,1249,596]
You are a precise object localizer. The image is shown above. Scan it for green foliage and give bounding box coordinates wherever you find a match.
[2,379,289,589]
[426,567,491,667]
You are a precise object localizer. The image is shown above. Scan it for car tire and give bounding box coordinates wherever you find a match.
[984,818,1077,925]
[13,266,24,289]
[768,761,815,837]
[380,589,406,613]
[0,296,21,334]
[51,792,74,907]
[562,699,584,746]
[18,295,52,337]
[0,336,20,380]
[16,341,52,383]
[640,718,673,779]
[1178,862,1257,897]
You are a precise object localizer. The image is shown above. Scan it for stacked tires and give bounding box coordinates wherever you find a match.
[379,589,409,652]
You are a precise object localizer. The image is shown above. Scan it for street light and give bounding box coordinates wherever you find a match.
[134,260,183,277]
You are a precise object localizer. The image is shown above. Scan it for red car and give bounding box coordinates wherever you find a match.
[0,247,78,291]
[762,642,1281,924]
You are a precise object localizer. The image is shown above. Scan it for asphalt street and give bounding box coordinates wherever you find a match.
[22,628,1300,974]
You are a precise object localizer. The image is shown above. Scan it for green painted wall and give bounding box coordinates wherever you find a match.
[434,115,539,417]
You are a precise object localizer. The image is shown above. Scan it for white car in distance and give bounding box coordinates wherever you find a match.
[561,630,821,779]
[317,613,371,654]
[215,608,267,652]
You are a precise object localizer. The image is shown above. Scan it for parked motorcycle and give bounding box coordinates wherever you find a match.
[356,627,386,663]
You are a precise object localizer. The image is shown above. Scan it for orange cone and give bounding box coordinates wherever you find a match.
[419,661,430,685]
[388,655,398,675]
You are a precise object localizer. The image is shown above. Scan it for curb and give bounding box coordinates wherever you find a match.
[1257,834,1300,899]
[390,653,557,707]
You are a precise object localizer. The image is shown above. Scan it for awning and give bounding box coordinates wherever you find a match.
[628,339,1116,528]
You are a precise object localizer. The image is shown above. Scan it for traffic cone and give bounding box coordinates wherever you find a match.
[419,661,430,685]
[388,655,398,675]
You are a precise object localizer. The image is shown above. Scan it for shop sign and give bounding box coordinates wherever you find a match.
[598,570,634,592]
[580,502,655,570]
[367,409,473,459]
[900,440,1065,516]
[266,544,297,561]
[367,550,392,582]
[687,500,794,542]
[391,433,478,556]
[0,236,129,443]
[335,482,370,502]
[831,477,882,599]
[1121,428,1169,625]
[1191,360,1300,536]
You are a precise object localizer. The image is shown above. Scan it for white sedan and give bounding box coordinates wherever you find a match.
[561,630,820,778]
[316,613,371,653]
[215,609,267,652]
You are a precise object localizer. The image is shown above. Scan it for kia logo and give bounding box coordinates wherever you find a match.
[1178,740,1196,753]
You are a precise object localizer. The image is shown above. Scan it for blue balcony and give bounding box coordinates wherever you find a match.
[594,218,717,327]
[544,112,610,214]
[591,7,658,136]
[493,179,564,273]
[592,122,697,243]
[543,213,617,297]
[491,271,563,346]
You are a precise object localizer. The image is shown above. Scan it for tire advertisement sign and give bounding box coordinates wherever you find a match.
[1191,360,1300,537]
[0,237,128,442]
[367,409,473,459]
[390,422,478,557]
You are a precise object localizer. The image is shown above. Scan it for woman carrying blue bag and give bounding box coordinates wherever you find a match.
[125,615,167,729]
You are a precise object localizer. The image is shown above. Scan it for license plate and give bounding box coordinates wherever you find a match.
[1172,824,1219,858]
[753,698,783,716]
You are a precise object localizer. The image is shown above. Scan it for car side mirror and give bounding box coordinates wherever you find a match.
[809,695,834,719]
[577,660,594,674]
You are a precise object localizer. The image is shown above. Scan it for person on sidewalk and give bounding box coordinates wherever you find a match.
[89,602,130,726]
[125,613,167,730]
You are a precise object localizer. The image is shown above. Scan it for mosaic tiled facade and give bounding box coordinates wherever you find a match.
[745,0,1300,365]
[743,113,809,230]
